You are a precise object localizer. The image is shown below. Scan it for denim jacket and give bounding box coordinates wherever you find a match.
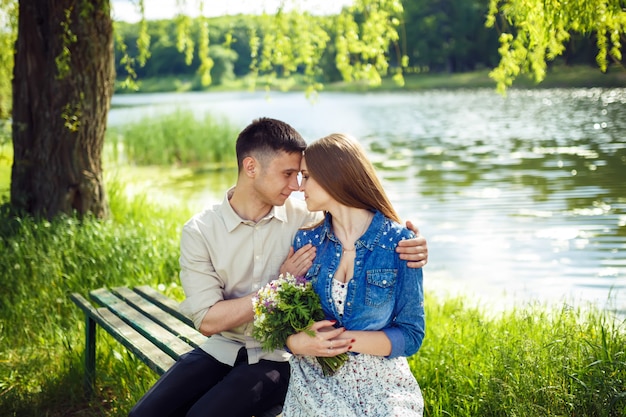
[293,211,425,358]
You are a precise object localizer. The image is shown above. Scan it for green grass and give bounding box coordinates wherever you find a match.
[0,177,624,416]
[413,298,626,416]
[114,73,303,95]
[0,179,191,417]
[106,109,239,167]
[115,75,204,94]
[325,64,626,92]
[116,64,626,95]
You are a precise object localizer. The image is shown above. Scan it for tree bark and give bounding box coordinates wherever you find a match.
[11,0,114,219]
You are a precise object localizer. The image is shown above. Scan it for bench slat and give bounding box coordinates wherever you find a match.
[134,285,194,326]
[111,286,207,347]
[70,293,175,375]
[89,289,194,359]
[73,287,282,416]
[97,307,177,375]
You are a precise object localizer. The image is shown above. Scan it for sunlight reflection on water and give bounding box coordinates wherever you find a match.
[109,88,626,316]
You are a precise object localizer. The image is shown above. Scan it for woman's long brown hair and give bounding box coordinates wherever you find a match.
[304,133,401,223]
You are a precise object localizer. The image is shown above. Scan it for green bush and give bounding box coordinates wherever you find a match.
[106,109,238,167]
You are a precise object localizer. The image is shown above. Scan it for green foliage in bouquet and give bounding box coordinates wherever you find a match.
[252,273,348,376]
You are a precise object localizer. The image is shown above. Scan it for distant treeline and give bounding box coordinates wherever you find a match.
[114,0,602,87]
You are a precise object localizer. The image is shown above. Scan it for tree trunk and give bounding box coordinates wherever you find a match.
[11,0,114,219]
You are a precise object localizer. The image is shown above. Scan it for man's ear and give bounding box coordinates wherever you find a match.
[243,156,257,178]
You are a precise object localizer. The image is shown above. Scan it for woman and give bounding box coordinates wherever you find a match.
[283,133,425,416]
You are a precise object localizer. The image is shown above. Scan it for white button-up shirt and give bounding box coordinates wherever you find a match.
[179,187,321,365]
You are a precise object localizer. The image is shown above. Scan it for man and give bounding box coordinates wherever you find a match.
[129,118,428,417]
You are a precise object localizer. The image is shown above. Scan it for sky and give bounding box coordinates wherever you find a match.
[111,0,354,22]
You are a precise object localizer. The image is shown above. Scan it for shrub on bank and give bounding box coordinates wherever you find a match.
[106,109,238,167]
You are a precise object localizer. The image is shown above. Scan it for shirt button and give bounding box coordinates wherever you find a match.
[382,280,387,285]
[347,302,351,306]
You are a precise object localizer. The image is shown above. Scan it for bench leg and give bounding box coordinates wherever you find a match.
[84,315,97,397]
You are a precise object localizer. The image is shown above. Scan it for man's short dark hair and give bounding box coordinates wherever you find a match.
[235,118,307,170]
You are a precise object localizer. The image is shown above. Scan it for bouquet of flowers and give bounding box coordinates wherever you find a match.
[252,272,348,376]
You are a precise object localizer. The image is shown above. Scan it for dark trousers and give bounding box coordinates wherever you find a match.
[128,347,290,417]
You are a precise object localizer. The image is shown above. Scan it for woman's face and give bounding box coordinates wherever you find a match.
[299,156,332,212]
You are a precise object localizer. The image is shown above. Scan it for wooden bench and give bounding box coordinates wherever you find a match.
[71,285,282,417]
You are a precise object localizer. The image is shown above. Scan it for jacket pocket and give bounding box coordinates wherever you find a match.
[365,269,397,307]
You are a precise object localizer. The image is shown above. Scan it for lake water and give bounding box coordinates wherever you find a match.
[109,88,626,316]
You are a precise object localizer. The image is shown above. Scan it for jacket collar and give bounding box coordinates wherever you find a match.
[320,210,384,252]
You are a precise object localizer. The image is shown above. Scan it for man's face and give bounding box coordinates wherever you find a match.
[254,150,302,207]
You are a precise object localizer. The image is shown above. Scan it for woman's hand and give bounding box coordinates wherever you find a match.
[286,320,353,357]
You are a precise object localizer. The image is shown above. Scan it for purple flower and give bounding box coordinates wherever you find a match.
[263,299,275,312]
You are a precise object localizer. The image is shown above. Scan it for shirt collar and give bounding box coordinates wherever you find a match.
[220,187,289,232]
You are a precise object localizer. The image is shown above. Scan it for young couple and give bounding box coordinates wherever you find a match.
[129,118,427,417]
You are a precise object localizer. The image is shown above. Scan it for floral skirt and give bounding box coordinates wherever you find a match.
[283,353,423,417]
